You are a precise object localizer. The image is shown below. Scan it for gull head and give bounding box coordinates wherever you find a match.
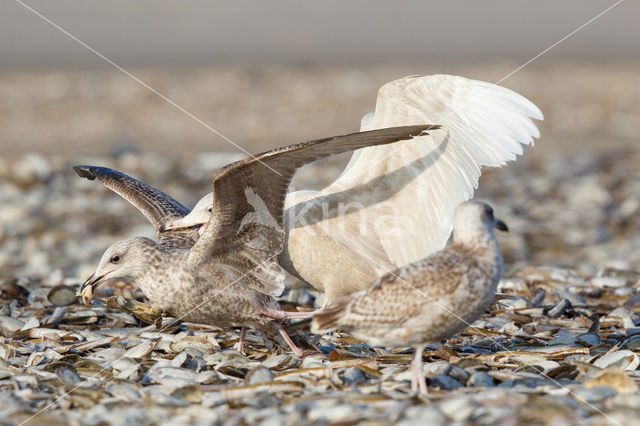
[453,201,508,243]
[161,192,214,235]
[80,237,155,304]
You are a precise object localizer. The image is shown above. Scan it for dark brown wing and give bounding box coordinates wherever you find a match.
[73,165,198,249]
[191,125,437,268]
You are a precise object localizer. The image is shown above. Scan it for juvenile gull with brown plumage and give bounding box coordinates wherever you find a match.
[79,125,431,357]
[312,200,507,393]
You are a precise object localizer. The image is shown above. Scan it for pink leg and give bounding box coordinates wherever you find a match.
[237,327,247,355]
[276,323,304,358]
[412,345,428,395]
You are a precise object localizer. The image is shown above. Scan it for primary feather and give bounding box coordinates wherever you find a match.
[308,74,541,268]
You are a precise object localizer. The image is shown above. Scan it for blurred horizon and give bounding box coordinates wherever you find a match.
[0,1,638,161]
[1,1,637,69]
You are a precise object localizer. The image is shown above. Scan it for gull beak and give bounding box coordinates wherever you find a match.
[495,219,509,232]
[160,216,201,232]
[78,273,108,306]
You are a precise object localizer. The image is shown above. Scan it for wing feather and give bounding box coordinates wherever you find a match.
[189,125,434,296]
[73,165,198,249]
[325,74,542,267]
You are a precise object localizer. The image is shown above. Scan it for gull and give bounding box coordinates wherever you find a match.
[311,200,507,394]
[78,125,431,357]
[163,74,541,310]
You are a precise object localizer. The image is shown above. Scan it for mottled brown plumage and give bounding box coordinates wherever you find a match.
[80,125,431,356]
[312,201,507,392]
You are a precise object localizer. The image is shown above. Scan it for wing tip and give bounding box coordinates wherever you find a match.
[531,107,544,121]
[73,165,97,180]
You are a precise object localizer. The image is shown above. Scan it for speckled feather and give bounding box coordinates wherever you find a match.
[312,201,504,349]
[82,125,431,347]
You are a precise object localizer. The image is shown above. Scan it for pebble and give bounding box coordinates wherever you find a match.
[593,350,640,370]
[398,406,446,426]
[575,333,601,347]
[548,330,576,346]
[342,367,365,385]
[2,143,640,424]
[431,375,463,390]
[574,385,618,403]
[469,372,495,387]
[448,365,470,382]
[0,316,24,335]
[592,276,628,288]
[438,396,476,422]
[247,367,274,385]
[47,285,78,307]
[607,307,636,329]
[548,299,572,318]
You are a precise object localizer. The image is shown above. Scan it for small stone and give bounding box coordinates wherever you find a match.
[530,288,546,307]
[20,316,39,331]
[469,372,495,387]
[548,299,572,318]
[548,330,576,346]
[591,276,628,288]
[56,366,81,389]
[555,291,586,307]
[184,356,206,373]
[621,335,640,350]
[584,368,638,394]
[439,395,476,421]
[574,385,618,403]
[448,365,470,382]
[0,316,24,336]
[575,333,600,347]
[342,367,365,385]
[431,375,462,390]
[593,350,639,370]
[398,406,446,425]
[247,367,274,385]
[615,287,634,297]
[607,307,635,329]
[47,285,78,307]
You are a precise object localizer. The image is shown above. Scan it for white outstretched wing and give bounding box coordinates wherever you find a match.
[326,74,542,267]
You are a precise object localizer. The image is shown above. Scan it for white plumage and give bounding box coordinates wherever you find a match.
[165,74,543,305]
[318,74,541,268]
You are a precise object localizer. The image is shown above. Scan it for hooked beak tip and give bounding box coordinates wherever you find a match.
[495,219,509,232]
[80,275,93,292]
[79,273,104,305]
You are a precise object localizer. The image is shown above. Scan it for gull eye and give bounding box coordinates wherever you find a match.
[110,255,121,263]
[208,207,213,213]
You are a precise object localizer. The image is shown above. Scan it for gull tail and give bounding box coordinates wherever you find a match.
[311,298,350,333]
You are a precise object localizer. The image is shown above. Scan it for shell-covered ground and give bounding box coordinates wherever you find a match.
[1,143,640,425]
[1,62,639,425]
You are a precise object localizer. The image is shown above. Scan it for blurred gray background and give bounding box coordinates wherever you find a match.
[1,0,639,277]
[0,0,638,159]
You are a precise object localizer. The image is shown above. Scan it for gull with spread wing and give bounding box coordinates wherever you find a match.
[79,125,431,357]
[163,74,542,311]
